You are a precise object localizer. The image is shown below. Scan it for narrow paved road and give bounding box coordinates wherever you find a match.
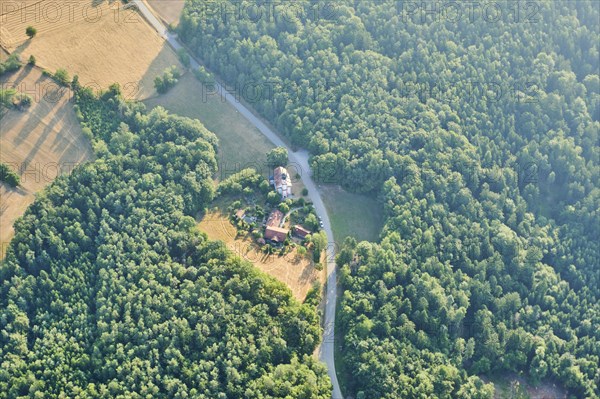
[133,2,343,398]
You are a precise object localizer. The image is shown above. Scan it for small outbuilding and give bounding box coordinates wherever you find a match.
[293,225,311,239]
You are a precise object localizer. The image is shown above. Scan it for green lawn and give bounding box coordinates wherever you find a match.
[319,185,384,243]
[144,73,275,181]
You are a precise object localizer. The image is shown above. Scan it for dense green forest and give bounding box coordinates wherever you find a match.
[0,87,331,398]
[180,0,599,397]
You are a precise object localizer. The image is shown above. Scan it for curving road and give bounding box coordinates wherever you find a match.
[133,1,343,398]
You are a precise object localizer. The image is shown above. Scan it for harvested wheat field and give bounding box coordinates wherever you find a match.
[0,67,94,257]
[147,0,185,26]
[198,211,325,301]
[0,0,181,99]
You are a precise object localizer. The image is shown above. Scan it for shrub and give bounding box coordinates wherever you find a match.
[15,93,32,108]
[1,89,31,110]
[0,88,16,107]
[312,251,320,262]
[302,188,308,196]
[278,202,290,213]
[26,26,37,38]
[71,75,82,91]
[0,163,20,187]
[177,48,191,68]
[266,191,281,205]
[0,54,22,76]
[54,68,70,86]
[304,281,321,306]
[81,126,93,141]
[259,179,271,193]
[154,65,180,94]
[304,213,318,230]
[193,65,214,84]
[28,55,36,65]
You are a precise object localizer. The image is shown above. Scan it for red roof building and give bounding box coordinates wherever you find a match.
[293,225,311,239]
[265,226,289,242]
[264,209,288,242]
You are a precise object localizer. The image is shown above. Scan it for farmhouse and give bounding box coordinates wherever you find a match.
[264,209,289,242]
[273,166,292,198]
[265,226,289,242]
[293,225,311,239]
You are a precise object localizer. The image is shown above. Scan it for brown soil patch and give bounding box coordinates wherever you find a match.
[0,67,94,257]
[0,0,181,99]
[197,210,324,301]
[482,373,569,399]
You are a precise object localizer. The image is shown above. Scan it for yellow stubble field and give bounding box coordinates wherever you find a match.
[0,67,94,256]
[0,0,181,99]
[146,0,185,26]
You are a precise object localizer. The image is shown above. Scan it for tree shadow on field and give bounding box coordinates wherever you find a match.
[0,186,29,222]
[298,262,316,285]
[0,47,38,87]
[10,64,34,86]
[21,112,62,172]
[13,40,30,55]
[50,110,80,154]
[53,118,92,165]
[11,87,53,147]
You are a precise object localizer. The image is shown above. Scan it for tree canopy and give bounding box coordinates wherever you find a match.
[0,162,20,187]
[267,147,289,168]
[179,0,599,397]
[0,88,331,398]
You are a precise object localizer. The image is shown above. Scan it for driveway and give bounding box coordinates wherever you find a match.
[133,1,343,398]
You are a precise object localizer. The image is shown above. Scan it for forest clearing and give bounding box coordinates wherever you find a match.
[197,210,325,302]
